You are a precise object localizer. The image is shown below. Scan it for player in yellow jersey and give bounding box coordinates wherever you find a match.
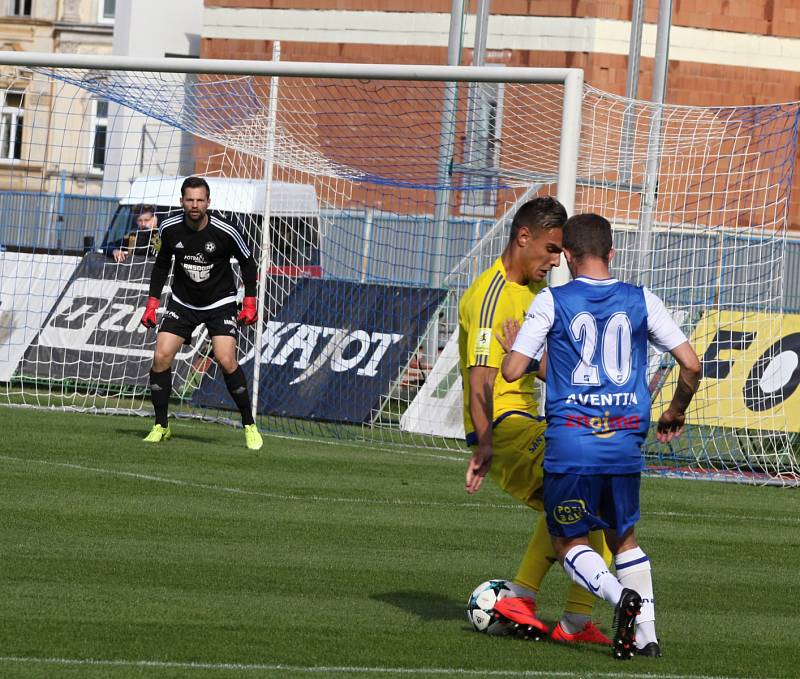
[459,196,613,643]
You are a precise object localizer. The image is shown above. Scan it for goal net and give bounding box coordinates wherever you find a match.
[0,58,797,485]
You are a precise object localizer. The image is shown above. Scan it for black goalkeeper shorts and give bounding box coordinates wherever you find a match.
[158,299,239,341]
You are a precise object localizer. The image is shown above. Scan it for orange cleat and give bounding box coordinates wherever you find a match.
[492,597,550,640]
[551,621,612,646]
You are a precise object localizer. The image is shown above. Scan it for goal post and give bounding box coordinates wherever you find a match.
[0,51,797,485]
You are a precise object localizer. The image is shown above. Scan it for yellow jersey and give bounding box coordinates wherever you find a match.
[458,256,544,444]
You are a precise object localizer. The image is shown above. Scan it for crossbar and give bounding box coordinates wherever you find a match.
[0,50,580,83]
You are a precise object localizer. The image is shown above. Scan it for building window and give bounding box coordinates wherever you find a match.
[99,0,115,22]
[0,91,24,161]
[91,99,108,171]
[9,0,32,16]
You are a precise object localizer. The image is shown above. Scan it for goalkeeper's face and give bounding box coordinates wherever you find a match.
[520,226,563,283]
[181,187,210,226]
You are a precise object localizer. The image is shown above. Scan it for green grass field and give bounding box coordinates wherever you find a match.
[0,405,797,679]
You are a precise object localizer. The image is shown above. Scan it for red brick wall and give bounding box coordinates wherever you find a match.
[200,9,800,228]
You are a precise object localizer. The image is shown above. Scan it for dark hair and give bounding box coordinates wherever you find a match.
[509,196,567,241]
[137,204,155,215]
[180,176,210,198]
[563,213,613,262]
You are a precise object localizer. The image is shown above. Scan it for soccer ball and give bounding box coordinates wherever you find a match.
[466,579,517,635]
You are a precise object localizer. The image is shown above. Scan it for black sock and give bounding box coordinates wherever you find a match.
[149,368,172,426]
[223,365,255,426]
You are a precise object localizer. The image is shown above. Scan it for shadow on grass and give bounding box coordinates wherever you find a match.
[113,427,215,445]
[372,590,464,621]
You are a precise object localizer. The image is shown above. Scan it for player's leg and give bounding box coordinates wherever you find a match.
[606,473,660,657]
[145,301,199,441]
[545,472,640,659]
[483,416,549,635]
[144,330,184,442]
[552,527,613,644]
[491,418,551,596]
[208,314,262,450]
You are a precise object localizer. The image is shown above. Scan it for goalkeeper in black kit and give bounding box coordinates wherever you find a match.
[140,176,263,450]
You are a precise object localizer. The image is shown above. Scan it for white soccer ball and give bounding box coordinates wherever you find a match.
[466,579,517,635]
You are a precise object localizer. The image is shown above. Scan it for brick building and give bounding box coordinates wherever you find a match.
[198,1,800,226]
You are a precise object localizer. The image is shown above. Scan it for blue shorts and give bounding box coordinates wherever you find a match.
[543,472,641,539]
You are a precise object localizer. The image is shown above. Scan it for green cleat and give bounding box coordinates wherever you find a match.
[244,423,263,450]
[143,424,172,443]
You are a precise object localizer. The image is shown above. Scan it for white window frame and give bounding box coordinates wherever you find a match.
[98,0,115,23]
[0,90,25,162]
[90,98,108,173]
[8,0,32,17]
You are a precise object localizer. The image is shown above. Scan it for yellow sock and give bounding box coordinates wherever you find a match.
[563,529,613,616]
[512,513,556,594]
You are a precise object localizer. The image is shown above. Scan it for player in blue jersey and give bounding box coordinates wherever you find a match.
[501,213,701,660]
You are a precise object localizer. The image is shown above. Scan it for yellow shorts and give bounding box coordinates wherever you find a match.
[474,413,546,511]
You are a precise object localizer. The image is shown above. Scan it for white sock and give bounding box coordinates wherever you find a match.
[509,582,538,601]
[615,547,657,647]
[563,545,623,606]
[559,612,590,635]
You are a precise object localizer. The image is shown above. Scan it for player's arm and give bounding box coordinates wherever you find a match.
[644,288,702,442]
[227,221,259,325]
[657,341,701,442]
[497,320,546,382]
[140,235,173,328]
[465,364,496,494]
[501,290,553,383]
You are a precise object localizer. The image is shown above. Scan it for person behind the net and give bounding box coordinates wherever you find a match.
[139,176,263,450]
[459,196,613,645]
[110,204,158,263]
[501,212,701,660]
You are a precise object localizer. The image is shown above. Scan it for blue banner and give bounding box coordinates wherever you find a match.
[192,278,446,423]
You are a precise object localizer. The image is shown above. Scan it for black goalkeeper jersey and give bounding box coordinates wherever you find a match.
[148,211,258,311]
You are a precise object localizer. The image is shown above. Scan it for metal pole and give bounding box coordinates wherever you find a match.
[549,69,583,287]
[626,0,645,99]
[473,0,491,67]
[463,0,491,194]
[637,0,673,287]
[427,0,465,364]
[360,208,373,283]
[251,41,280,421]
[619,0,645,185]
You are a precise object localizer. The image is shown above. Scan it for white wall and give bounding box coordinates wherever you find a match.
[102,0,203,198]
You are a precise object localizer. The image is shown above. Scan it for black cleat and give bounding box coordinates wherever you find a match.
[635,641,662,657]
[612,588,642,660]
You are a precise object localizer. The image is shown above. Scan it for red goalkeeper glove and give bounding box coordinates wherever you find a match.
[237,296,258,326]
[140,296,160,328]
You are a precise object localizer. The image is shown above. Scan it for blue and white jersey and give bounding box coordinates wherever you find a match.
[512,277,687,474]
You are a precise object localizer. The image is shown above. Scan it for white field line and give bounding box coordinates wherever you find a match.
[223,426,469,464]
[0,453,797,526]
[0,655,771,679]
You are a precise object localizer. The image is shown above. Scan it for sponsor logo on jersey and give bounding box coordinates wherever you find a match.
[181,262,213,283]
[183,253,206,264]
[554,499,586,524]
[564,411,641,438]
[474,327,492,355]
[565,391,639,406]
[204,241,216,254]
[174,241,184,249]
